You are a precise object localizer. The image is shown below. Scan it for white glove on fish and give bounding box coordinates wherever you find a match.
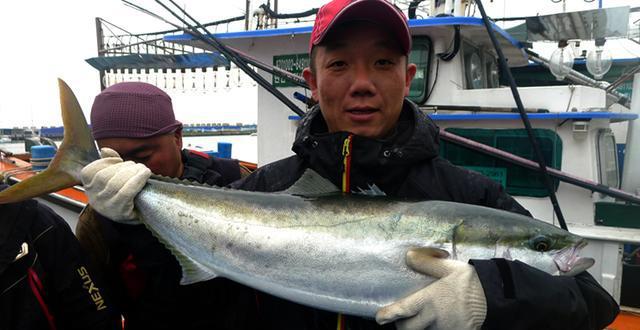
[376,248,487,330]
[81,147,151,223]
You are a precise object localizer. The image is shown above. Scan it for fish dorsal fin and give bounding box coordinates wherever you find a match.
[150,174,218,188]
[283,169,341,196]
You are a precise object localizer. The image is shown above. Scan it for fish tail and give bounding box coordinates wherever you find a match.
[0,79,99,203]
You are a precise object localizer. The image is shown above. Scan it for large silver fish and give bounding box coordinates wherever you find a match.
[0,79,594,319]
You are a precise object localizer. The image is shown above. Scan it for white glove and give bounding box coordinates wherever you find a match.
[81,148,151,223]
[376,248,487,330]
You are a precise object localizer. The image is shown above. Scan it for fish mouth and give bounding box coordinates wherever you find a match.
[553,239,594,276]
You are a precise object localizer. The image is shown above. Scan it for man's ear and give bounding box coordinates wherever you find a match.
[302,67,319,101]
[404,63,418,97]
[174,127,183,149]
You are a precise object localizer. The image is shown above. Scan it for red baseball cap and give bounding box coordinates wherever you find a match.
[309,0,411,54]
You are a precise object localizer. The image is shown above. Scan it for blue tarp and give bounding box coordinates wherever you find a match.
[40,127,64,138]
[85,53,230,71]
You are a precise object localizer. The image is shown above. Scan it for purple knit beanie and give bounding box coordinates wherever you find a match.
[90,82,182,140]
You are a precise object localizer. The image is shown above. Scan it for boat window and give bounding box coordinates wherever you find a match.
[463,42,484,89]
[597,129,619,188]
[485,54,500,88]
[440,128,563,197]
[463,42,501,89]
[407,37,431,105]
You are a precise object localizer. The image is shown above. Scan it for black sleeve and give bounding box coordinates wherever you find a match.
[34,203,121,330]
[229,156,304,192]
[470,259,619,330]
[482,178,532,217]
[429,159,532,217]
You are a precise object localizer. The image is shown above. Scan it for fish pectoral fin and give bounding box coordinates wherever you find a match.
[176,252,218,285]
[282,169,341,197]
[147,224,217,285]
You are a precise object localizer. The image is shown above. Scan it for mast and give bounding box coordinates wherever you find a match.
[95,18,106,91]
[245,0,251,30]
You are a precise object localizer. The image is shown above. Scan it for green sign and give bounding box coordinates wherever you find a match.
[465,166,507,188]
[272,53,309,87]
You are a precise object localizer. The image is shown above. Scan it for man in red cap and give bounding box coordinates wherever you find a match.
[232,1,617,329]
[81,1,618,329]
[77,81,255,329]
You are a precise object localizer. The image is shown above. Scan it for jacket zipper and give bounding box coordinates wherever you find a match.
[338,134,353,330]
[341,134,353,194]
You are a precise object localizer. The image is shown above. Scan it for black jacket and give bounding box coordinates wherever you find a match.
[0,184,119,330]
[230,100,619,329]
[77,151,257,330]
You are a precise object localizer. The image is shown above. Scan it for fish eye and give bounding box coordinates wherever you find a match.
[531,235,551,252]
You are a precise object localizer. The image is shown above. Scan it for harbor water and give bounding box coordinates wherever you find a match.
[0,134,258,164]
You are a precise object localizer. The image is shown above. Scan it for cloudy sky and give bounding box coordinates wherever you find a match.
[0,0,637,128]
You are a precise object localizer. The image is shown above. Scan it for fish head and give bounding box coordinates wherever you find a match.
[490,220,594,276]
[505,231,593,276]
[452,210,594,276]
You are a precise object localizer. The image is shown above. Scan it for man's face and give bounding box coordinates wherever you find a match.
[303,22,416,139]
[97,130,184,178]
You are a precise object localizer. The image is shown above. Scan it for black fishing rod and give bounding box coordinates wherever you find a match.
[122,0,305,117]
[474,0,568,230]
[224,46,309,89]
[408,0,426,19]
[136,15,246,37]
[157,0,306,116]
[157,0,305,116]
[258,4,318,19]
[121,1,308,89]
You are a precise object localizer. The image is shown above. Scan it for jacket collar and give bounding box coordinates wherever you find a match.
[291,99,440,193]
